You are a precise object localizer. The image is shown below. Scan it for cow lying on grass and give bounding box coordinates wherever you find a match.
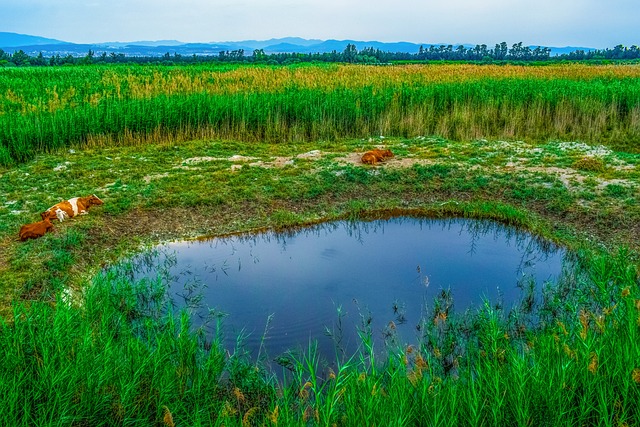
[41,194,104,222]
[361,149,394,165]
[19,216,54,241]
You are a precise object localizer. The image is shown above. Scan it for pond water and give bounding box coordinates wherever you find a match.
[126,217,567,363]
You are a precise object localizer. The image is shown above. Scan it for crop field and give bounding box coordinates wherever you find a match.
[1,63,640,165]
[0,62,639,426]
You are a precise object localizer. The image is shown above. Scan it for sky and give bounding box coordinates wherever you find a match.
[1,0,638,48]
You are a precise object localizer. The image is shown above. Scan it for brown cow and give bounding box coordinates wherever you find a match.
[361,149,394,165]
[41,194,104,222]
[19,216,54,241]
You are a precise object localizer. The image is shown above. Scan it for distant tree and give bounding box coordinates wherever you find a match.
[0,49,8,67]
[252,49,266,62]
[10,49,30,66]
[343,43,357,63]
[470,44,488,60]
[61,54,75,65]
[570,49,587,60]
[80,49,94,65]
[494,42,508,60]
[228,49,244,61]
[444,45,453,59]
[507,42,532,60]
[31,52,47,66]
[531,46,550,60]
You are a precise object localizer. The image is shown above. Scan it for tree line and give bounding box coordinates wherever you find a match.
[1,42,639,67]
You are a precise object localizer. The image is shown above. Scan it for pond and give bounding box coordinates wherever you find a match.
[125,217,567,364]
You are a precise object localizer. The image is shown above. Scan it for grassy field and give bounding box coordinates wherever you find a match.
[0,63,639,425]
[1,63,640,165]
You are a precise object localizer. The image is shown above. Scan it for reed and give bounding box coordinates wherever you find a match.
[1,63,639,165]
[0,247,637,425]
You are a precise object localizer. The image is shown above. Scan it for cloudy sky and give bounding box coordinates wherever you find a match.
[1,0,638,48]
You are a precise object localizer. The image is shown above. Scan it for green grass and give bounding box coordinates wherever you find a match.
[1,63,640,165]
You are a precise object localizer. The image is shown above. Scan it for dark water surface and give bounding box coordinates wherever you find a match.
[128,217,567,362]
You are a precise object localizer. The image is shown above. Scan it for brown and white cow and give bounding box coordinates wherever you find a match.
[41,194,104,222]
[19,216,54,241]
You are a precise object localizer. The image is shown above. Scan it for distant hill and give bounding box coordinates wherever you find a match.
[547,46,595,55]
[0,32,68,48]
[0,32,597,58]
[222,37,324,50]
[97,40,185,48]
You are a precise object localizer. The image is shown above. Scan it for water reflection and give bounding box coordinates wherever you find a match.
[117,217,567,364]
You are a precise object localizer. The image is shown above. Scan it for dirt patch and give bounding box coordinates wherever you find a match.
[503,164,636,193]
[180,155,258,169]
[386,157,436,168]
[333,152,364,165]
[182,155,259,164]
[183,156,221,164]
[248,157,295,169]
[271,157,296,168]
[229,155,257,162]
[296,150,323,159]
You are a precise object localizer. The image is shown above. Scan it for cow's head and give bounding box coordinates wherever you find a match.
[43,216,54,231]
[382,149,394,158]
[41,210,54,221]
[88,194,104,206]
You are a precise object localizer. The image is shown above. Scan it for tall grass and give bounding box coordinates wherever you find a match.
[0,247,638,425]
[1,63,640,165]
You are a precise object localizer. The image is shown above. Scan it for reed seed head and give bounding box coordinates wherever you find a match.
[268,405,279,425]
[233,387,245,402]
[603,304,616,316]
[563,344,576,359]
[162,406,175,427]
[415,354,428,369]
[588,352,598,374]
[242,407,259,427]
[328,369,336,380]
[557,321,569,336]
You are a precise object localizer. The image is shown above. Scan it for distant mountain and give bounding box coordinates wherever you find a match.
[262,42,314,53]
[97,40,185,47]
[0,32,69,48]
[0,32,598,58]
[222,37,324,50]
[546,46,596,55]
